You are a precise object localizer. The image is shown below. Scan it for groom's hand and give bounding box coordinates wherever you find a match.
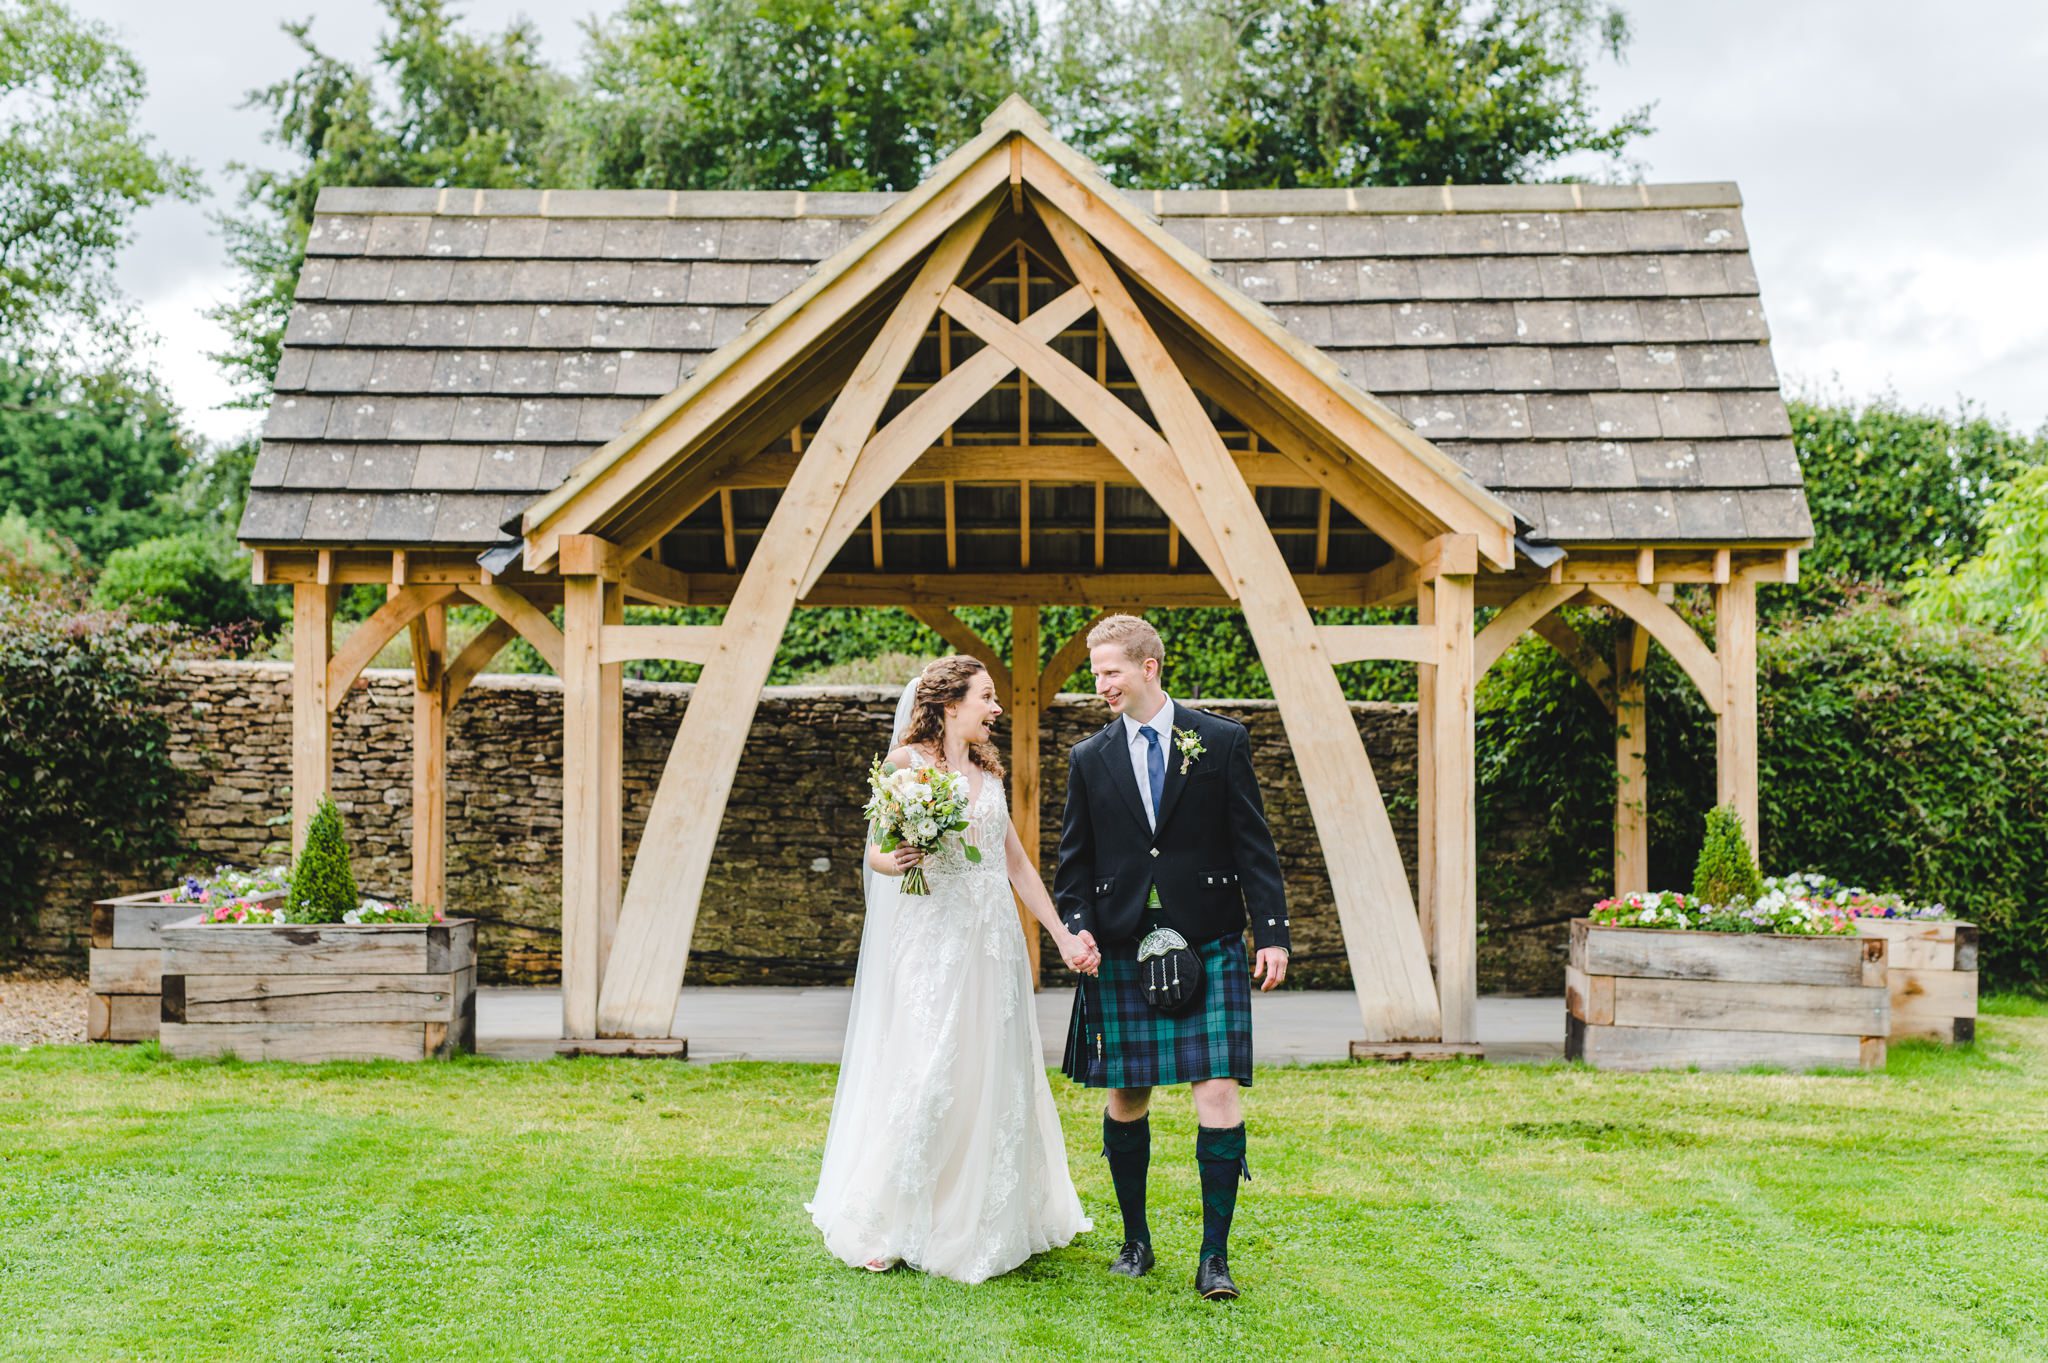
[1070,929,1101,976]
[1252,947,1288,991]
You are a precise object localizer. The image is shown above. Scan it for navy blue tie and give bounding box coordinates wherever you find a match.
[1140,726,1165,829]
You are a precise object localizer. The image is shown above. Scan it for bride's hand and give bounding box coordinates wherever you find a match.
[1056,928,1100,976]
[874,846,923,875]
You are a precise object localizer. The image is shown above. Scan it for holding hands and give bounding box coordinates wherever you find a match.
[1059,927,1101,977]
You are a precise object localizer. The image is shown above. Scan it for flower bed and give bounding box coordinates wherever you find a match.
[156,798,473,1062]
[158,913,476,1062]
[1566,917,1889,1072]
[1587,874,1977,1047]
[88,866,288,1043]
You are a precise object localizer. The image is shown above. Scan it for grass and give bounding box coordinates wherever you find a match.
[3,1021,2047,1362]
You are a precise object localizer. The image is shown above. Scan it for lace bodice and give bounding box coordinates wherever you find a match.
[903,747,1007,879]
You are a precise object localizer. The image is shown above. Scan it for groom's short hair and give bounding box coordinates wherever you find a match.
[1087,614,1164,670]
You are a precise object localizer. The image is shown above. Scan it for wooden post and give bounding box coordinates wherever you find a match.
[562,573,607,1038]
[1415,586,1436,962]
[1425,566,1477,1045]
[1714,577,1760,854]
[599,583,626,972]
[1613,622,1650,895]
[1011,606,1042,988]
[291,583,336,852]
[409,602,447,908]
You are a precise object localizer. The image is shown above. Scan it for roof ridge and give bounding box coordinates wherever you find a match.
[311,181,1743,219]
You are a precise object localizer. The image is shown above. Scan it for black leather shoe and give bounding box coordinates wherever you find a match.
[1108,1241,1154,1277]
[1194,1254,1238,1300]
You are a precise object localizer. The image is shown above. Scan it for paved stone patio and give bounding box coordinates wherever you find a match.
[476,986,1567,1064]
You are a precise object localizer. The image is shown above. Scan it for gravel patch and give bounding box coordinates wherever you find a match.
[1,974,90,1047]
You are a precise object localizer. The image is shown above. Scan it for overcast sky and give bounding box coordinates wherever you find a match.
[73,0,2048,446]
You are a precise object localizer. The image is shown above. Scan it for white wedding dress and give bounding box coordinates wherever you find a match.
[808,746,1090,1283]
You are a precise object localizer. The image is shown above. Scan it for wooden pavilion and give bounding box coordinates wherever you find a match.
[239,98,1809,1051]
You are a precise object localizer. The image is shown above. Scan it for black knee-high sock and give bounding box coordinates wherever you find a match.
[1102,1112,1151,1247]
[1196,1123,1249,1261]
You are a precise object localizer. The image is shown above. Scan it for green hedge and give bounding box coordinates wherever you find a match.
[0,591,188,948]
[1480,602,2048,989]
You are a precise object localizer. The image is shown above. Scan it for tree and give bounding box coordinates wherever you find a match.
[210,0,572,403]
[1042,0,1651,189]
[1786,395,2045,617]
[566,0,1030,192]
[1908,463,2048,649]
[0,0,199,350]
[94,529,285,633]
[0,358,195,563]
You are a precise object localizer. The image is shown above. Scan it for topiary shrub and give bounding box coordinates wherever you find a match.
[1692,806,1763,907]
[287,796,359,924]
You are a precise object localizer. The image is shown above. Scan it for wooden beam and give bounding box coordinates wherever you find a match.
[291,583,336,852]
[1319,624,1433,665]
[560,533,694,606]
[1012,605,1043,988]
[1156,334,1436,568]
[1314,492,1331,573]
[597,196,1004,1039]
[719,489,737,571]
[907,606,1013,698]
[410,601,447,910]
[1420,533,1479,582]
[599,624,722,666]
[443,617,517,709]
[1530,614,1617,716]
[1584,583,1722,716]
[1018,146,1517,569]
[1614,623,1651,895]
[326,586,458,710]
[799,285,1095,597]
[459,584,565,674]
[1040,192,1441,1041]
[1635,547,1656,585]
[1092,480,1105,569]
[943,479,959,570]
[1715,577,1759,853]
[1019,478,1032,568]
[669,570,1395,608]
[938,284,1235,592]
[1426,570,1478,1045]
[1474,584,1582,679]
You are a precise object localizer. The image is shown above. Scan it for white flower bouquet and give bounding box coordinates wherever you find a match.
[863,755,979,895]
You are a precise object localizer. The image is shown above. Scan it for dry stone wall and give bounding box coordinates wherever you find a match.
[21,661,1579,992]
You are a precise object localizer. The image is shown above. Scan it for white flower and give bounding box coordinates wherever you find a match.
[915,819,939,841]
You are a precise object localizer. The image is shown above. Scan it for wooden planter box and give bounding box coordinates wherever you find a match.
[1853,919,1978,1043]
[157,918,476,1062]
[88,889,280,1043]
[1565,918,1889,1072]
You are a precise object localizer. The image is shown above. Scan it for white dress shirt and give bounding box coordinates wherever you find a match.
[1120,695,1175,831]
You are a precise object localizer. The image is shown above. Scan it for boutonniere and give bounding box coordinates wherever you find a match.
[1173,727,1205,775]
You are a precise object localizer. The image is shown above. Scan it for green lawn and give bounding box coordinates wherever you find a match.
[4,1009,2046,1362]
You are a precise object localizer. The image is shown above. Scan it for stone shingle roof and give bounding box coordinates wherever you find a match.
[240,182,1809,551]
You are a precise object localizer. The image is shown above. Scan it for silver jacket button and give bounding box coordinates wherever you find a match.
[1149,848,1159,858]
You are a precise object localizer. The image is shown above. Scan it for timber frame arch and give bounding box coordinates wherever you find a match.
[519,98,1529,1047]
[248,97,1806,1057]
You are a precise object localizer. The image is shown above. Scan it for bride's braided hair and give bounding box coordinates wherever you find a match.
[898,655,1006,779]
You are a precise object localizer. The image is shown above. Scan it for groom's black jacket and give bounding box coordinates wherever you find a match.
[1054,703,1290,954]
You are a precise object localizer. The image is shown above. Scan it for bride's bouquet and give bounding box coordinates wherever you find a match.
[864,756,980,895]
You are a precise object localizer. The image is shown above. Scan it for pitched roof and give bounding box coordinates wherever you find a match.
[241,175,1808,552]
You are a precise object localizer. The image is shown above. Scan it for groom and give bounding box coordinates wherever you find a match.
[1056,614,1289,1301]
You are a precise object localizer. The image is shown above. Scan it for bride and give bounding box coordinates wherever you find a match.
[809,655,1101,1283]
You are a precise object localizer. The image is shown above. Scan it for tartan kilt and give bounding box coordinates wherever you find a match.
[1061,932,1253,1089]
